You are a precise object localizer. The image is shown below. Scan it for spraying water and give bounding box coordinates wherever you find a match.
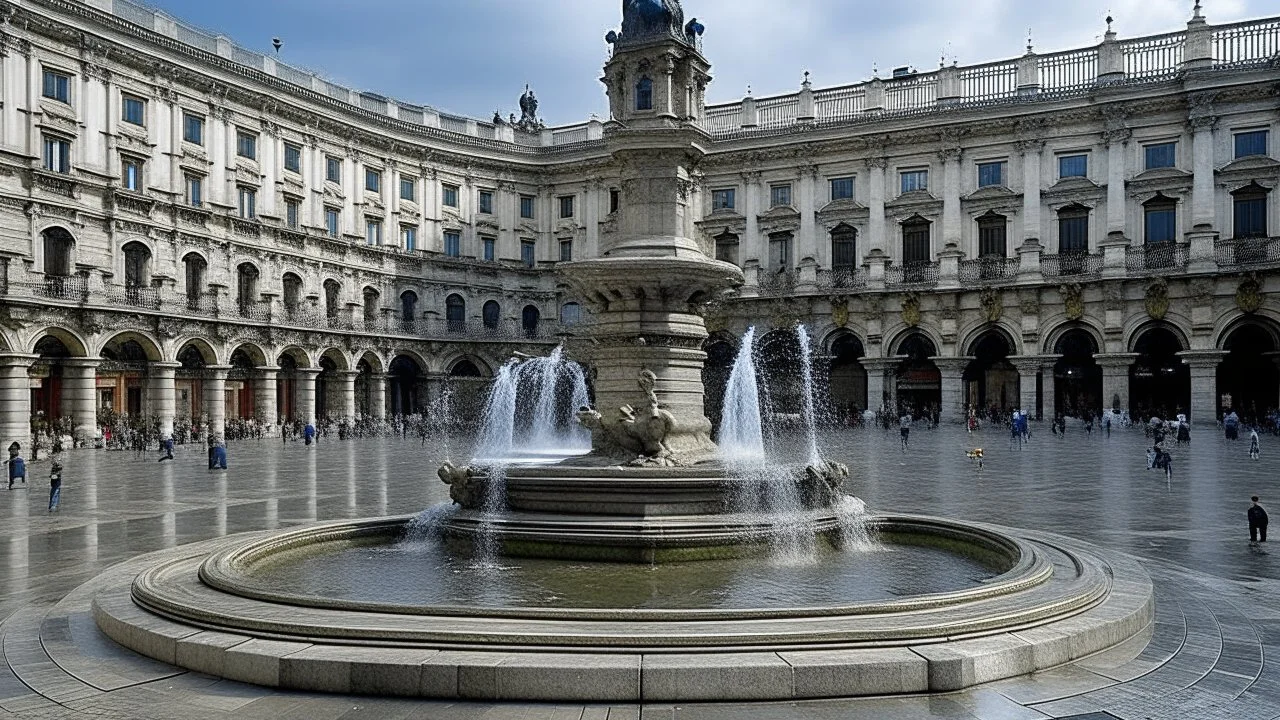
[475,361,519,458]
[717,327,766,462]
[529,346,569,448]
[795,325,823,467]
[474,348,591,461]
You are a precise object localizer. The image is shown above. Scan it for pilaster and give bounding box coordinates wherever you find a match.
[1178,350,1227,425]
[931,356,973,424]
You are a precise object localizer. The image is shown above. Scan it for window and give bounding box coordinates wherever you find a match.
[769,231,792,270]
[237,187,256,219]
[712,188,736,211]
[443,184,459,208]
[559,195,575,218]
[121,157,142,191]
[831,225,857,268]
[236,263,260,312]
[184,254,207,306]
[1058,205,1090,253]
[522,305,540,337]
[236,130,257,160]
[1234,129,1269,159]
[185,174,203,207]
[402,225,417,251]
[610,189,620,214]
[1232,184,1268,239]
[365,168,381,193]
[482,236,495,261]
[830,177,855,201]
[901,218,931,264]
[445,294,466,332]
[1143,195,1177,244]
[900,170,928,193]
[284,143,302,173]
[42,136,70,173]
[285,199,299,229]
[714,232,739,265]
[636,76,653,111]
[977,213,1007,257]
[521,239,537,268]
[325,156,342,183]
[483,300,500,329]
[559,239,573,262]
[1058,154,1087,179]
[325,208,340,238]
[282,273,302,312]
[121,95,145,126]
[42,69,70,103]
[444,231,461,257]
[182,113,204,145]
[400,291,418,326]
[770,184,792,207]
[561,302,582,326]
[400,177,415,201]
[479,190,494,214]
[324,280,341,318]
[977,161,1006,188]
[1143,142,1176,170]
[366,219,382,246]
[122,242,150,288]
[520,195,535,219]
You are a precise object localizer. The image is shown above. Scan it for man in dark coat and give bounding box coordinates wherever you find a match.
[1250,496,1268,543]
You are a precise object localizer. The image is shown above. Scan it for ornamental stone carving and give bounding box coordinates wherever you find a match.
[1144,279,1169,320]
[1060,283,1084,320]
[979,287,1003,323]
[831,297,849,328]
[901,293,921,328]
[1236,275,1263,314]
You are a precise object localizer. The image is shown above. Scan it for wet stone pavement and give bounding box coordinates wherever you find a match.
[1,422,1278,719]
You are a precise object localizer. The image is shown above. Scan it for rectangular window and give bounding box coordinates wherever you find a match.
[559,195,575,218]
[237,187,256,219]
[1234,194,1267,239]
[610,189,620,214]
[325,156,342,183]
[365,219,382,246]
[769,232,793,269]
[770,184,792,207]
[365,168,381,193]
[400,177,415,202]
[830,177,855,201]
[479,190,494,214]
[1143,142,1176,170]
[325,208,340,238]
[444,231,461,257]
[559,239,573,262]
[236,130,257,160]
[715,234,739,265]
[185,174,203,207]
[521,239,537,268]
[443,184,459,208]
[1234,130,1269,159]
[1144,204,1177,243]
[712,188,736,211]
[902,222,931,264]
[42,69,70,103]
[121,157,142,191]
[483,236,495,261]
[285,199,299,229]
[977,216,1007,257]
[402,225,418,251]
[182,113,204,145]
[899,170,928,193]
[1058,154,1088,178]
[284,143,302,173]
[977,162,1006,188]
[121,95,145,126]
[42,136,70,173]
[1058,212,1089,253]
[520,195,535,219]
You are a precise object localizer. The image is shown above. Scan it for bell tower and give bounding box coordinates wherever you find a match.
[602,2,710,128]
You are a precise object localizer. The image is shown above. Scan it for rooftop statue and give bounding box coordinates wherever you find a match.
[516,84,543,132]
[618,0,687,45]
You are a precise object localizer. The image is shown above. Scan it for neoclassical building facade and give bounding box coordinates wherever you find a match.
[0,0,1277,452]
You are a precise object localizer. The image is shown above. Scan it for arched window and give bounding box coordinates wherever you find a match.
[400,290,418,329]
[183,253,207,308]
[901,216,931,264]
[976,211,1008,258]
[282,272,303,312]
[483,300,500,330]
[636,76,653,111]
[362,287,380,324]
[560,302,582,326]
[446,294,466,332]
[236,263,259,312]
[522,304,540,338]
[324,279,341,318]
[42,227,74,277]
[450,360,482,377]
[830,225,857,269]
[122,242,151,288]
[1058,204,1090,254]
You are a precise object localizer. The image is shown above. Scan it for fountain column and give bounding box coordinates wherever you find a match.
[931,357,972,424]
[1095,353,1137,416]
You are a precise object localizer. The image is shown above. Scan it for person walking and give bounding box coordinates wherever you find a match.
[1103,412,1112,438]
[1249,429,1261,460]
[1176,416,1191,446]
[6,443,25,490]
[1225,410,1240,441]
[1249,496,1269,543]
[207,438,227,471]
[47,459,62,512]
[304,422,316,446]
[899,413,911,451]
[158,435,174,462]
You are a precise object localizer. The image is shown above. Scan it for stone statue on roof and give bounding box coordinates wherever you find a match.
[516,85,543,132]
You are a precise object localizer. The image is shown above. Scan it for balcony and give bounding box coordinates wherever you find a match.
[36,275,88,301]
[885,261,939,288]
[1216,236,1280,268]
[818,267,868,291]
[236,300,273,322]
[1125,242,1188,274]
[958,257,1020,285]
[758,269,799,296]
[185,291,220,316]
[107,285,161,310]
[1041,252,1103,279]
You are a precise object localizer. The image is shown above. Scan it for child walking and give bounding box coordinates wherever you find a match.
[1249,429,1261,460]
[48,460,62,512]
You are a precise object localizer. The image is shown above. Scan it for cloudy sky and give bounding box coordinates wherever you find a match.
[143,0,1272,126]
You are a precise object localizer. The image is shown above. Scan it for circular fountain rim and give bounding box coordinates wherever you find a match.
[190,514,1049,622]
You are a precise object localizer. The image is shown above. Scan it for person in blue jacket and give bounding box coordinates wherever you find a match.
[207,437,227,470]
[7,442,26,490]
[304,422,316,446]
[159,435,174,462]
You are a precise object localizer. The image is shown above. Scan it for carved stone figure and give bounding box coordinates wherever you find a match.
[1060,283,1084,320]
[800,460,849,509]
[437,462,487,510]
[1145,279,1169,320]
[901,293,921,327]
[1237,274,1263,313]
[575,368,682,466]
[979,287,1003,323]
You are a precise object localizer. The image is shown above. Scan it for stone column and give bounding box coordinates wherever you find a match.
[203,365,231,440]
[867,158,887,254]
[741,171,761,268]
[0,354,36,454]
[255,368,278,430]
[60,359,101,444]
[860,357,900,414]
[338,371,358,419]
[1019,141,1043,243]
[1011,355,1060,420]
[931,357,973,424]
[1187,115,1218,270]
[1041,357,1059,421]
[147,362,180,438]
[798,167,819,266]
[1179,350,1227,426]
[940,149,962,249]
[296,368,321,425]
[1095,353,1138,416]
[1105,129,1130,238]
[369,373,387,419]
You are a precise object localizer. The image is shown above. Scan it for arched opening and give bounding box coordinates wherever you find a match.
[282,272,303,315]
[635,76,653,111]
[1130,326,1189,420]
[236,262,260,315]
[362,287,380,326]
[355,357,376,417]
[482,300,501,330]
[30,334,75,430]
[324,279,341,319]
[183,253,207,310]
[1053,328,1101,418]
[449,360,482,377]
[389,354,423,415]
[227,347,259,422]
[175,342,213,429]
[317,355,337,420]
[522,304,540,338]
[276,351,304,421]
[702,339,736,433]
[1218,322,1279,425]
[894,333,940,418]
[560,302,582,327]
[446,294,466,332]
[399,290,418,331]
[964,329,1018,418]
[41,227,78,298]
[828,333,867,422]
[99,334,158,421]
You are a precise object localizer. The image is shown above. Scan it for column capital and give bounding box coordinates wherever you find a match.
[1094,353,1138,369]
[256,367,279,378]
[860,356,905,371]
[929,356,974,373]
[1010,354,1061,371]
[297,368,323,378]
[61,358,102,369]
[150,361,182,371]
[0,353,39,368]
[1177,349,1228,368]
